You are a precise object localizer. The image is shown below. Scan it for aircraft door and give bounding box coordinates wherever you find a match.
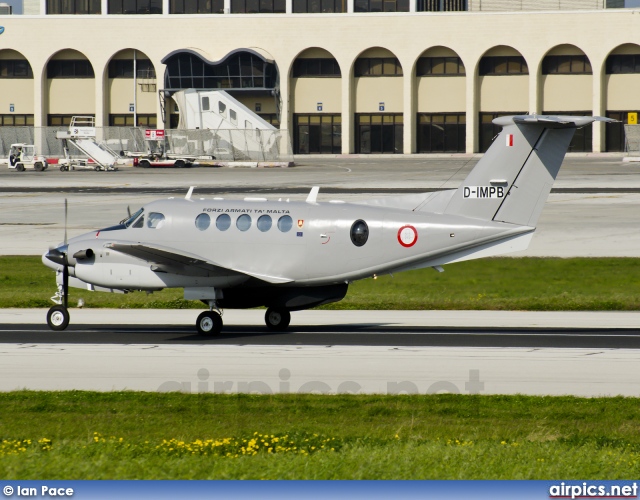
[305,206,347,280]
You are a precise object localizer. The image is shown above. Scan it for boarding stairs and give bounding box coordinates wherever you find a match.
[56,116,119,171]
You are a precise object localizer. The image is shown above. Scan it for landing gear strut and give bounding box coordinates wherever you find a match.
[196,300,223,335]
[265,307,291,331]
[47,264,70,331]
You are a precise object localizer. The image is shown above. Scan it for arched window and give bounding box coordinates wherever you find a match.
[163,51,277,91]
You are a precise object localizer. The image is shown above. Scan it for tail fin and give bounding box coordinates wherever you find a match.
[444,115,615,227]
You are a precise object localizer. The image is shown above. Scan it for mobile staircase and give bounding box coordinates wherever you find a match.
[171,89,278,161]
[56,116,119,171]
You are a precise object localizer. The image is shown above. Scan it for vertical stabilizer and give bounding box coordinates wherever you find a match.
[444,115,614,227]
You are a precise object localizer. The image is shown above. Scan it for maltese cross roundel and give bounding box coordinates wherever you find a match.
[397,225,418,248]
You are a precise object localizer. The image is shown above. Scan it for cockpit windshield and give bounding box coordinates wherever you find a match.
[120,208,144,228]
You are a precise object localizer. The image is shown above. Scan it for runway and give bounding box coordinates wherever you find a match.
[3,323,640,349]
[1,310,639,397]
[2,158,639,397]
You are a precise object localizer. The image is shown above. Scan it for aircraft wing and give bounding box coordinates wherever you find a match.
[105,242,293,284]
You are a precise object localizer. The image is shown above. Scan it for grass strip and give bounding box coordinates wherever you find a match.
[1,391,640,479]
[3,256,640,310]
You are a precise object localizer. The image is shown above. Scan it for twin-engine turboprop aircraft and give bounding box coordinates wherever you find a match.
[43,115,613,334]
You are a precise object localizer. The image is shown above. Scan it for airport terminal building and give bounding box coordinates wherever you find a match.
[1,0,640,154]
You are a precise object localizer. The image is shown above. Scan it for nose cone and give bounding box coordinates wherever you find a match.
[43,244,68,267]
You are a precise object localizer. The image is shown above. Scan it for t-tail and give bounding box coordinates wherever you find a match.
[443,115,615,227]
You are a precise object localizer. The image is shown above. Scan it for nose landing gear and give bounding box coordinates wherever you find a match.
[47,267,70,331]
[47,304,70,331]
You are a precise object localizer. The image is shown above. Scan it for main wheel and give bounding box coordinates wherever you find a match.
[265,308,291,331]
[196,311,223,335]
[47,305,70,331]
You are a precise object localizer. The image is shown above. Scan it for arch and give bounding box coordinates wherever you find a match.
[45,49,95,125]
[162,48,278,91]
[46,48,93,64]
[477,45,528,75]
[290,47,341,78]
[415,45,465,76]
[414,46,466,153]
[352,47,404,154]
[353,46,403,71]
[290,47,342,154]
[105,48,158,128]
[477,45,528,153]
[0,49,35,126]
[540,43,592,74]
[162,48,280,129]
[603,43,640,152]
[538,43,593,152]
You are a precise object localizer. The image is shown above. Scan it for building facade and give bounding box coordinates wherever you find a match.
[1,1,639,153]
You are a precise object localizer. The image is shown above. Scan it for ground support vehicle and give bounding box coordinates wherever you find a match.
[7,144,48,172]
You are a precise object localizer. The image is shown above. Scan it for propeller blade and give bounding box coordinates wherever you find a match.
[127,205,131,218]
[64,198,68,246]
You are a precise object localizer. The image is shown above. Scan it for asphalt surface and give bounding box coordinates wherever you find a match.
[2,323,640,349]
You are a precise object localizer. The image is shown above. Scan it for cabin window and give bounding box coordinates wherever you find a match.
[277,215,293,232]
[236,214,252,231]
[132,215,144,228]
[195,213,210,231]
[230,109,237,125]
[202,97,210,111]
[216,214,231,231]
[257,215,272,232]
[350,220,369,247]
[218,102,226,117]
[147,212,166,229]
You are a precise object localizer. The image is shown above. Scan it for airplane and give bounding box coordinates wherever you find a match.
[42,115,614,334]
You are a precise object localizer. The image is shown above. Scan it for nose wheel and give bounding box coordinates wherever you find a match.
[265,308,291,331]
[196,311,223,335]
[47,305,70,331]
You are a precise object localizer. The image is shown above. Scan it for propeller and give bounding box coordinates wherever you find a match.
[64,198,68,247]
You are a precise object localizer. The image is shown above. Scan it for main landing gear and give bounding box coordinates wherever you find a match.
[196,300,223,335]
[265,307,291,331]
[195,304,292,335]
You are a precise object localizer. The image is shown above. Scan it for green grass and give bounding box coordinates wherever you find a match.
[4,256,640,310]
[1,392,640,479]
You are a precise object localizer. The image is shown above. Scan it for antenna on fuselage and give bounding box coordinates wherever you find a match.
[185,186,195,200]
[306,186,320,204]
